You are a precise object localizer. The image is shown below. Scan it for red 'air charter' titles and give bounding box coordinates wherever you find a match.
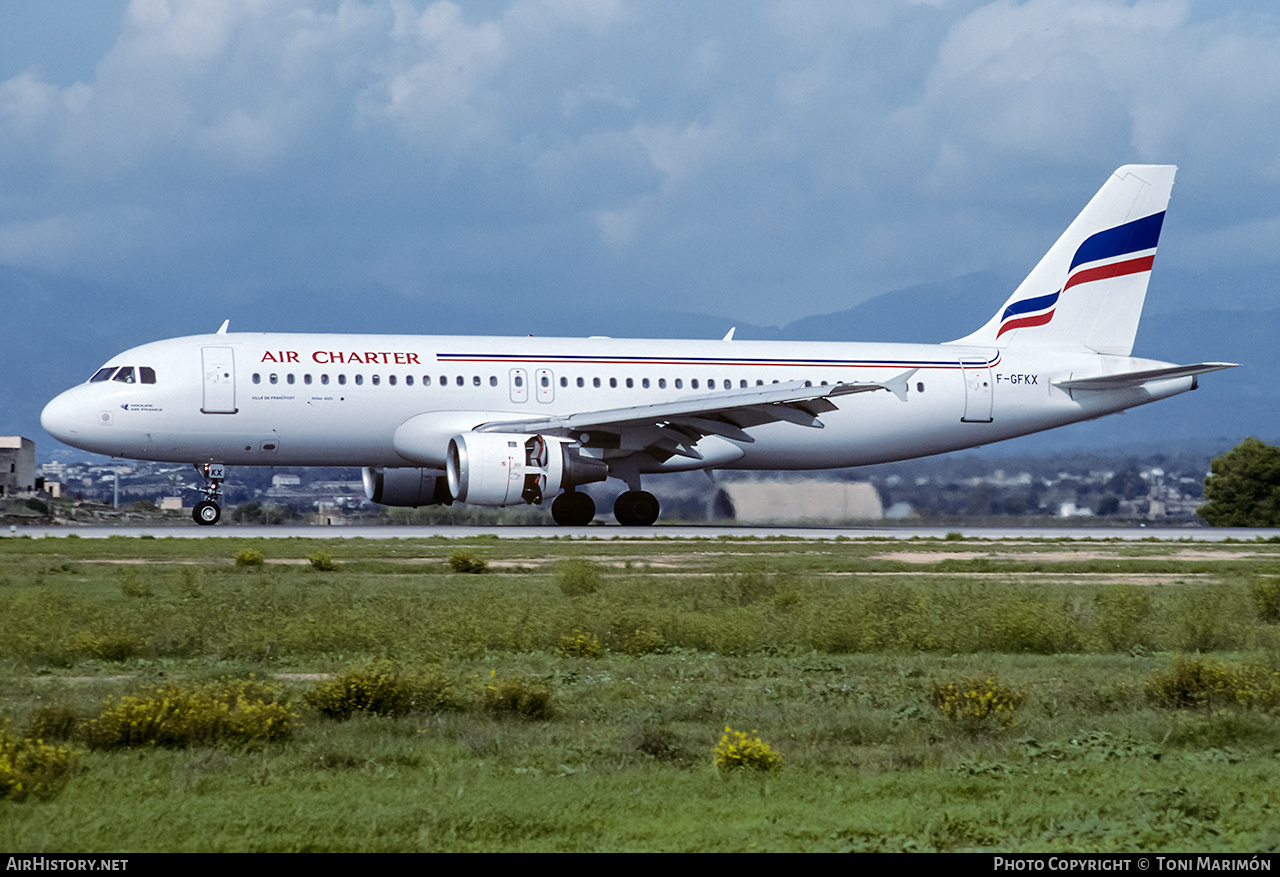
[260,350,422,365]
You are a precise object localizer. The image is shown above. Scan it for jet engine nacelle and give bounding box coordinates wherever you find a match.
[446,432,608,506]
[363,466,453,507]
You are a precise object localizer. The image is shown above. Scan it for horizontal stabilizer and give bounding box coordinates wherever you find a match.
[1053,362,1237,391]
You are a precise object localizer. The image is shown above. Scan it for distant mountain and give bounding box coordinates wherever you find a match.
[775,272,1007,343]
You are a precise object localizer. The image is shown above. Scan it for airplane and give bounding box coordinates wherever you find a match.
[41,164,1235,526]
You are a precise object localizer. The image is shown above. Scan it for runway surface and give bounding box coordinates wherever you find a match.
[5,523,1274,541]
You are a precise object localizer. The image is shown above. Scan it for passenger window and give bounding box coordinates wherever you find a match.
[674,379,682,389]
[642,378,650,389]
[691,379,699,389]
[576,377,584,388]
[514,375,523,387]
[388,375,396,386]
[90,367,116,382]
[456,375,463,387]
[609,378,617,388]
[113,367,136,383]
[423,376,431,386]
[338,375,347,385]
[490,376,498,387]
[321,374,329,385]
[439,375,446,386]
[405,375,413,386]
[140,367,156,384]
[252,373,261,384]
[269,374,278,385]
[473,376,481,387]
[287,374,295,385]
[658,378,666,389]
[304,374,312,385]
[355,375,363,385]
[593,377,601,388]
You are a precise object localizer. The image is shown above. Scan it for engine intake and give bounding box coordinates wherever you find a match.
[446,432,607,506]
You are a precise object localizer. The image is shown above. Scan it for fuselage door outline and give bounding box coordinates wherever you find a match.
[201,346,238,415]
[509,368,529,404]
[536,368,554,403]
[959,357,994,423]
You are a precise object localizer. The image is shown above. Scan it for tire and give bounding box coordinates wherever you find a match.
[193,501,221,525]
[613,490,659,526]
[551,491,596,526]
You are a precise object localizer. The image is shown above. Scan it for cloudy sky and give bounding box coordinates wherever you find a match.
[3,0,1279,339]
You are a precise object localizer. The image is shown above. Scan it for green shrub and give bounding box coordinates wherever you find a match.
[608,625,664,656]
[449,550,488,574]
[0,725,78,801]
[1092,586,1153,651]
[1249,576,1280,623]
[1170,590,1240,652]
[987,599,1078,654]
[929,676,1026,727]
[25,702,79,742]
[118,569,152,599]
[72,631,149,662]
[308,550,337,572]
[305,662,454,720]
[557,630,603,658]
[234,549,265,569]
[483,674,551,719]
[714,726,782,772]
[554,558,602,596]
[1145,657,1280,711]
[80,678,295,749]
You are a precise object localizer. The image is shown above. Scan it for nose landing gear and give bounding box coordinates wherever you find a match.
[192,463,226,525]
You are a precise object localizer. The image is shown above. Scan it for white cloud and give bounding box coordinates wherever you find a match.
[0,0,1278,323]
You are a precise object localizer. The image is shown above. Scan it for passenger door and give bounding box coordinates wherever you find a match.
[201,347,238,414]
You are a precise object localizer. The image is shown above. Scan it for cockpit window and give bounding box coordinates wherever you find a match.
[91,365,156,384]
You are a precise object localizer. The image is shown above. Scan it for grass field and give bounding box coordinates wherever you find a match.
[2,532,1280,852]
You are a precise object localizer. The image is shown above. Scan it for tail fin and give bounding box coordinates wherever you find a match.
[949,165,1176,355]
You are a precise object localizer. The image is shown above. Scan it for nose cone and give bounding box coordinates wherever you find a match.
[41,389,85,446]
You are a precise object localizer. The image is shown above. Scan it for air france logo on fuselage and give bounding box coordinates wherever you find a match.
[996,211,1165,339]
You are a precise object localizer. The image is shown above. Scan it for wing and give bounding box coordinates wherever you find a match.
[474,369,917,461]
[1053,362,1237,391]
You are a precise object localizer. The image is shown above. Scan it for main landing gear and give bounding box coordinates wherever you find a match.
[613,490,660,527]
[549,489,662,526]
[192,463,226,526]
[551,490,596,526]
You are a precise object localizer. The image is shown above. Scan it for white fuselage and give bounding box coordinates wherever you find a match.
[41,331,1193,472]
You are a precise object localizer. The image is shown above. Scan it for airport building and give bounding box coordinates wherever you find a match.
[0,437,36,497]
[721,479,884,523]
